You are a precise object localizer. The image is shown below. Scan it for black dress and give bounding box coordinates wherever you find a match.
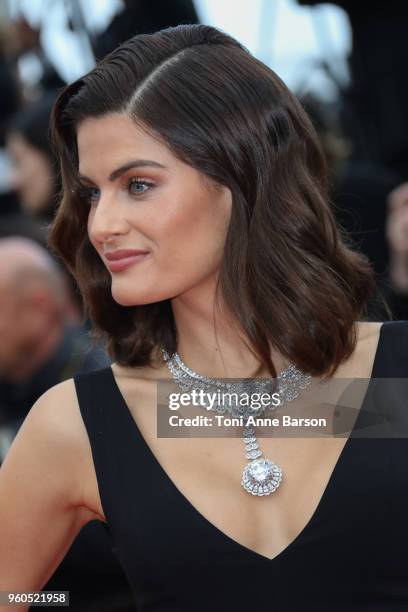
[73,320,408,611]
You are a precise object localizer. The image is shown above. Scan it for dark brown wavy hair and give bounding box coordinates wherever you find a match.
[47,23,389,379]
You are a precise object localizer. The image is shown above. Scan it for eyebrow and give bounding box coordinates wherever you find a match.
[78,159,166,183]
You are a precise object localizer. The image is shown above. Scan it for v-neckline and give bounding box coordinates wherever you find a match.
[105,322,386,563]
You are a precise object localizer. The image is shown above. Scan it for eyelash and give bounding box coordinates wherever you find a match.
[78,178,155,206]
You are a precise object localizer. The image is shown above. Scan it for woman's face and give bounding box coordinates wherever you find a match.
[77,113,232,306]
[7,132,54,215]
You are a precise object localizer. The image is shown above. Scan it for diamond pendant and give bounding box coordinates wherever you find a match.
[161,348,309,498]
[240,425,283,496]
[241,458,283,496]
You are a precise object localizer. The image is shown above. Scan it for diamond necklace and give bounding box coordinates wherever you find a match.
[162,348,312,497]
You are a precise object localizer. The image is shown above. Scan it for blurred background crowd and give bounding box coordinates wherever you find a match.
[0,0,408,610]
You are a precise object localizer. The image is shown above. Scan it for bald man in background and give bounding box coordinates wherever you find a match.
[0,237,136,612]
[0,237,80,383]
[0,236,108,439]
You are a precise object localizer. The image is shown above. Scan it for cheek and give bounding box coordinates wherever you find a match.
[87,209,104,253]
[154,193,230,268]
[108,183,231,305]
[87,212,94,242]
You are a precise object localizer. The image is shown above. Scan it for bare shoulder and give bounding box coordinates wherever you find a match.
[337,320,384,378]
[27,378,90,465]
[357,320,384,341]
[12,377,103,521]
[357,320,384,357]
[28,377,84,438]
[0,378,103,592]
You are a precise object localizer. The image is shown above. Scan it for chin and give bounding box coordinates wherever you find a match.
[111,288,159,307]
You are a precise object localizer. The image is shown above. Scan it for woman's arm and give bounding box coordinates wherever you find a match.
[0,380,97,611]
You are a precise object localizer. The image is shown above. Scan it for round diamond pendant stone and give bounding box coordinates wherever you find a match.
[250,459,272,481]
[241,459,283,496]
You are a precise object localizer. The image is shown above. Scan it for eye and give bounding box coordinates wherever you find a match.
[77,185,100,206]
[128,178,154,196]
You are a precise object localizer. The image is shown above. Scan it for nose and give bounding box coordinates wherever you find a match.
[88,192,129,244]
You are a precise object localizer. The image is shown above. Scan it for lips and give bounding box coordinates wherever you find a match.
[105,249,149,261]
[105,250,149,273]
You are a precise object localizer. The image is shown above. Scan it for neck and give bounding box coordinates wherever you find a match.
[169,275,288,379]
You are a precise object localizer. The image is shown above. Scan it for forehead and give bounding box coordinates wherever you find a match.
[76,113,174,175]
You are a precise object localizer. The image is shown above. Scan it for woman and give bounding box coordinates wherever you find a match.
[0,24,407,611]
[6,93,60,224]
[6,94,89,324]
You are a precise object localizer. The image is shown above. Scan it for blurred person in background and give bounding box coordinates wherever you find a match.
[0,236,136,612]
[299,0,408,178]
[0,210,48,248]
[0,236,109,447]
[5,93,86,319]
[5,13,65,96]
[6,93,60,225]
[382,182,408,321]
[92,0,199,59]
[299,1,408,322]
[300,93,400,320]
[0,23,22,217]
